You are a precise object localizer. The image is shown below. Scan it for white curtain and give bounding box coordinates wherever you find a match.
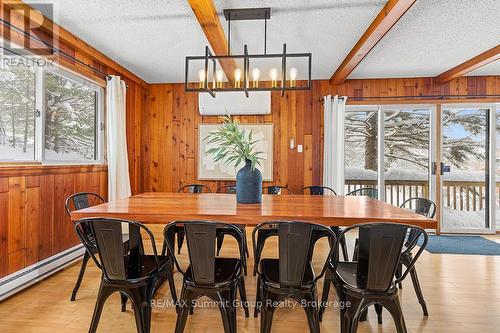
[323,95,347,195]
[106,76,131,202]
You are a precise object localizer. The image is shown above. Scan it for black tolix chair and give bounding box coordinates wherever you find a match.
[253,221,336,333]
[319,223,428,333]
[74,217,178,333]
[164,221,249,333]
[65,192,130,302]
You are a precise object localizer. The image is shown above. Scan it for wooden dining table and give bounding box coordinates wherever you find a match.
[71,192,437,228]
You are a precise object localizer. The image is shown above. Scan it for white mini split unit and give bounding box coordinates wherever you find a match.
[198,91,271,116]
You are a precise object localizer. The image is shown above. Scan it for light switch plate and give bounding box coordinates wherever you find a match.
[297,145,303,153]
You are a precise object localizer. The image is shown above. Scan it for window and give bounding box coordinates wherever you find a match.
[0,63,36,161]
[0,60,103,164]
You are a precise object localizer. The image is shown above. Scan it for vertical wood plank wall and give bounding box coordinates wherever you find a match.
[0,4,147,278]
[141,76,500,194]
[0,166,107,278]
[142,81,332,194]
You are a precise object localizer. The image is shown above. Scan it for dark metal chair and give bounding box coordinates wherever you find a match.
[64,192,130,302]
[216,185,237,193]
[174,185,249,268]
[262,185,293,195]
[303,185,337,195]
[302,186,349,262]
[74,218,177,333]
[354,197,435,323]
[346,187,378,198]
[164,221,249,333]
[319,223,428,333]
[178,184,211,193]
[395,198,435,315]
[173,184,210,254]
[253,221,336,333]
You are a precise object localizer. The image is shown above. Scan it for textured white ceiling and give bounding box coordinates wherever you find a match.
[350,0,500,78]
[29,0,499,83]
[466,60,500,76]
[30,0,384,82]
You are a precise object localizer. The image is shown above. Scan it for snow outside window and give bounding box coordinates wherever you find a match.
[0,60,104,164]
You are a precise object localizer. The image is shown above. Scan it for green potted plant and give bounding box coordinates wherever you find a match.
[205,115,264,203]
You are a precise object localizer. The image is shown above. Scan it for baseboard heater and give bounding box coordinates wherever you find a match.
[0,244,85,301]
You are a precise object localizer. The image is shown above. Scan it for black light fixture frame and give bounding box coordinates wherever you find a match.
[184,7,312,98]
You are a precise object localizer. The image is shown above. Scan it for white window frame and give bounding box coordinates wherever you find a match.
[1,62,104,165]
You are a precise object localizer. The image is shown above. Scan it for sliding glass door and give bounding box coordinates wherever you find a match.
[343,103,497,234]
[440,106,495,233]
[344,105,434,204]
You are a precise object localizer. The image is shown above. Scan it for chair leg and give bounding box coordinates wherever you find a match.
[88,282,115,333]
[374,303,383,324]
[161,240,167,256]
[260,293,277,333]
[177,230,184,254]
[302,290,320,333]
[381,295,408,333]
[409,266,429,316]
[319,272,332,322]
[175,287,197,333]
[71,250,91,301]
[346,297,368,333]
[129,286,154,333]
[253,232,269,276]
[120,292,128,312]
[238,277,250,318]
[352,238,359,261]
[216,233,225,256]
[340,238,349,262]
[396,262,403,289]
[216,288,237,333]
[254,277,262,318]
[166,268,179,313]
[359,308,368,322]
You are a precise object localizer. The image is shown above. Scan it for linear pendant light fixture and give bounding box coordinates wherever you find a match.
[185,7,312,98]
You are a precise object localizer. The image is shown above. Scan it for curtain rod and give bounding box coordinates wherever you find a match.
[319,94,500,103]
[0,18,108,79]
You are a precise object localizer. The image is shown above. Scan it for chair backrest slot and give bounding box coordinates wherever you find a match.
[278,223,313,287]
[92,220,126,280]
[356,224,407,291]
[185,223,216,285]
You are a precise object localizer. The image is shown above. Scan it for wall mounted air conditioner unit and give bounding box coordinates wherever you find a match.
[198,91,271,116]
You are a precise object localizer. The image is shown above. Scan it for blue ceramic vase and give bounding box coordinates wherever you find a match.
[236,159,262,204]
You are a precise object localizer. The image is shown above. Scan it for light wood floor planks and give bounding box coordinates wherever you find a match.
[0,227,499,333]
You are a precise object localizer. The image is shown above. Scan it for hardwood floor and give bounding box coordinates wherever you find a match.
[0,227,499,333]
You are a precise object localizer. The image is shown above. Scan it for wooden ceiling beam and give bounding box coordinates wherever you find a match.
[187,0,237,82]
[330,0,416,86]
[436,45,500,83]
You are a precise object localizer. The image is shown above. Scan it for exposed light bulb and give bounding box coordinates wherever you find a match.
[289,67,298,87]
[234,68,241,88]
[216,69,224,88]
[198,69,205,88]
[270,68,278,88]
[252,68,260,88]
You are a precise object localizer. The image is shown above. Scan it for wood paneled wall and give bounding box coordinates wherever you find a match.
[0,1,146,278]
[338,76,500,104]
[0,166,107,278]
[142,81,332,194]
[141,76,500,194]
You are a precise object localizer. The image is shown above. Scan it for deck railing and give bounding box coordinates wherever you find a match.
[345,179,498,211]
